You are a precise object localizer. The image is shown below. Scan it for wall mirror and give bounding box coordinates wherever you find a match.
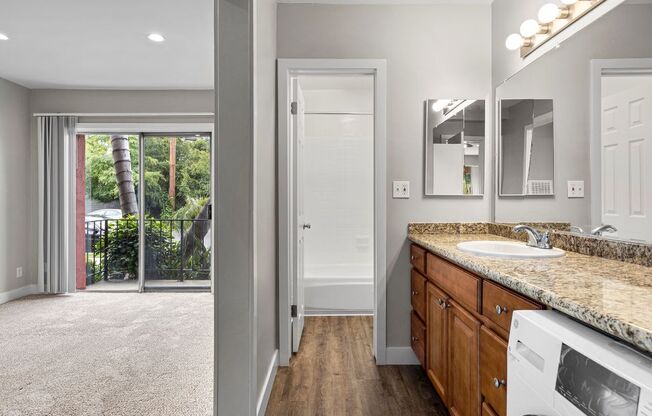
[494,1,652,244]
[424,99,485,196]
[498,99,554,196]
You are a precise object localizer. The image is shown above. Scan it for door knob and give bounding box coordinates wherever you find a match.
[302,223,312,230]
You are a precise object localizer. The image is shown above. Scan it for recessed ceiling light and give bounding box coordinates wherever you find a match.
[147,33,165,42]
[0,33,9,41]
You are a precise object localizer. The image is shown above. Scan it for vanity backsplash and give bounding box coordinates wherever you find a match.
[408,222,652,268]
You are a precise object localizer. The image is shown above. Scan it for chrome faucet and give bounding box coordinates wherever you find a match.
[570,225,584,234]
[513,225,553,249]
[591,224,617,236]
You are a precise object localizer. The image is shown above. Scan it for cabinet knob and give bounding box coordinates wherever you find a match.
[495,305,508,315]
[492,377,506,389]
[411,336,418,342]
[437,298,449,309]
[410,255,415,261]
[412,290,418,296]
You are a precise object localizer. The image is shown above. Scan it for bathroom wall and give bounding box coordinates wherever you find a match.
[301,80,374,313]
[278,3,492,349]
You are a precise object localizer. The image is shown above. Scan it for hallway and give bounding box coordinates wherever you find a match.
[266,316,447,416]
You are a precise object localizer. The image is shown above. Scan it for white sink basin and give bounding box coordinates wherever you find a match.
[456,240,565,259]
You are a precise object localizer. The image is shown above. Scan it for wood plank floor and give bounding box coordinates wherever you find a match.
[266,316,448,416]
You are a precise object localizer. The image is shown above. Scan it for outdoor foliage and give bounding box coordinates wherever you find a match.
[85,135,210,218]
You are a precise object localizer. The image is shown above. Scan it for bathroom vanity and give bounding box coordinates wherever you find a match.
[407,224,652,416]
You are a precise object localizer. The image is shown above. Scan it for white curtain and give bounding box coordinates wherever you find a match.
[38,116,78,294]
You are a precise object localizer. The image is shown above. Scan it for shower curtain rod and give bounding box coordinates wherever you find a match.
[32,112,214,117]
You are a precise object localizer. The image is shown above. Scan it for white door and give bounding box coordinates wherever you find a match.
[292,80,307,352]
[601,79,652,241]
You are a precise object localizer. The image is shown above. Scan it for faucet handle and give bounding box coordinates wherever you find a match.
[539,231,553,249]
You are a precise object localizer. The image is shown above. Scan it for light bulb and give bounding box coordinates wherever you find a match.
[0,33,8,41]
[147,33,165,42]
[505,33,524,51]
[519,19,540,38]
[432,99,451,112]
[538,3,561,24]
[560,0,578,4]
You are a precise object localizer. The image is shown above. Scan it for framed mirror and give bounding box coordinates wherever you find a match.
[498,99,554,197]
[424,99,485,196]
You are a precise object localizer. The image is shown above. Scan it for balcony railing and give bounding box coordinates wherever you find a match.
[85,218,211,285]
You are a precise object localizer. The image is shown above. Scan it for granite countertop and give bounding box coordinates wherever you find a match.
[408,232,652,354]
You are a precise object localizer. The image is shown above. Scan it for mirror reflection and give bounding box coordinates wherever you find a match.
[499,99,554,196]
[494,1,652,244]
[424,99,485,196]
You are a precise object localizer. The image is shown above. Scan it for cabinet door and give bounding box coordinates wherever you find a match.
[426,282,449,404]
[480,326,507,416]
[448,300,481,416]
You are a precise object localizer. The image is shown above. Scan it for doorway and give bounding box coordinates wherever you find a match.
[277,59,387,366]
[591,59,652,242]
[77,125,214,292]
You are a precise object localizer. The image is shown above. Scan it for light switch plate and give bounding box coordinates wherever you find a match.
[16,267,23,278]
[392,181,410,199]
[567,180,584,198]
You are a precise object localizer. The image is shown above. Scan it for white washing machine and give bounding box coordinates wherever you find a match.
[507,310,652,416]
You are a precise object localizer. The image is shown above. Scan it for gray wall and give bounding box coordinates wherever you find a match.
[255,0,278,407]
[0,77,34,294]
[494,4,652,226]
[277,3,492,348]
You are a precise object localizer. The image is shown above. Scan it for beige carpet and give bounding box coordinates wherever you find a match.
[0,292,213,416]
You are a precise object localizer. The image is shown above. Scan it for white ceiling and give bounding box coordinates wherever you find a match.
[0,0,213,90]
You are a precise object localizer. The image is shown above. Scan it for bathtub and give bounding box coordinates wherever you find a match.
[303,264,373,315]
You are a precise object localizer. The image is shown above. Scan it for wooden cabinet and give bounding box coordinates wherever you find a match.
[411,311,426,368]
[410,244,426,274]
[448,300,481,416]
[482,280,541,333]
[480,326,507,416]
[426,282,449,402]
[426,252,481,313]
[411,269,427,321]
[410,244,545,416]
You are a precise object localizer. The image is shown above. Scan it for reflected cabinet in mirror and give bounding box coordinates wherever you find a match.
[493,1,652,244]
[424,99,485,196]
[498,99,554,196]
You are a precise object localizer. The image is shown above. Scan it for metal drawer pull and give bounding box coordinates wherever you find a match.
[437,298,449,309]
[412,290,418,296]
[410,255,416,261]
[495,305,508,315]
[411,336,419,342]
[492,377,506,388]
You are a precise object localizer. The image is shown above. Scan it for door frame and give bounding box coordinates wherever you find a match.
[590,59,652,229]
[75,122,215,293]
[277,59,387,366]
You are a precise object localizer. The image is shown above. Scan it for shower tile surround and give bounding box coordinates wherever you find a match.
[408,222,652,353]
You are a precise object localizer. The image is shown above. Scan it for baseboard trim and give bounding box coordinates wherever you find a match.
[0,284,40,306]
[305,309,373,316]
[256,349,279,416]
[385,347,419,365]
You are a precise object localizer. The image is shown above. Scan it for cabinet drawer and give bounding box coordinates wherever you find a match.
[411,311,426,368]
[411,269,427,321]
[426,253,480,312]
[482,281,541,333]
[480,326,507,416]
[410,244,426,274]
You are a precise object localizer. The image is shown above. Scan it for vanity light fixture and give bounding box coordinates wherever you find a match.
[519,19,543,38]
[505,33,531,51]
[505,0,606,58]
[0,33,9,41]
[431,99,451,112]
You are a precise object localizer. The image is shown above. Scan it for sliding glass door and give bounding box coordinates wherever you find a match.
[140,134,212,290]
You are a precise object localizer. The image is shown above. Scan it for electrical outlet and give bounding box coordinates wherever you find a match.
[16,267,23,278]
[392,181,410,199]
[567,180,584,198]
